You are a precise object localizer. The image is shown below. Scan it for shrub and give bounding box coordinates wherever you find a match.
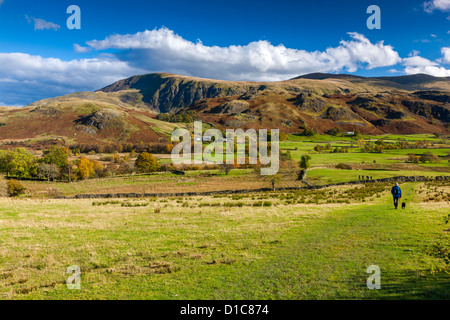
[335,163,352,170]
[7,180,25,197]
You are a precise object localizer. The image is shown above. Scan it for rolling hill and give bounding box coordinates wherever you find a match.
[0,72,449,147]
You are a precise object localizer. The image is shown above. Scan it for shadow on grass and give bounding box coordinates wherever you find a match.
[348,269,450,300]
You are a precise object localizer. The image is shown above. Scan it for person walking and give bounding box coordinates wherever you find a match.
[391,183,402,209]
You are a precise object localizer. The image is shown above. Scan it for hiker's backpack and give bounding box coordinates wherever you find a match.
[392,186,400,196]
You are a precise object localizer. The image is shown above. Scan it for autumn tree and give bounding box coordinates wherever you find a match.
[135,152,160,173]
[91,160,106,178]
[7,180,25,197]
[78,157,94,179]
[407,153,419,164]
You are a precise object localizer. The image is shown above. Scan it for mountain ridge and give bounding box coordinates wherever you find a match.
[0,72,448,146]
[99,72,450,113]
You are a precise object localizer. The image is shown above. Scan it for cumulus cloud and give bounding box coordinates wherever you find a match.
[402,53,450,76]
[441,47,450,64]
[0,53,140,105]
[402,47,450,77]
[424,0,450,12]
[1,27,447,106]
[26,15,60,31]
[84,28,402,81]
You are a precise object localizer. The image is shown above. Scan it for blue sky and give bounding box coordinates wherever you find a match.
[0,0,449,106]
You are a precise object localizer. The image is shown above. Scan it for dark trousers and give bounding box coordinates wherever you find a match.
[393,197,400,209]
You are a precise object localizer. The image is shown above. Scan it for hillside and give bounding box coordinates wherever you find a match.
[98,72,450,135]
[0,72,449,147]
[0,90,183,146]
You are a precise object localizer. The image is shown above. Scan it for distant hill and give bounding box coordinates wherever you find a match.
[0,72,448,147]
[294,73,450,91]
[0,90,183,146]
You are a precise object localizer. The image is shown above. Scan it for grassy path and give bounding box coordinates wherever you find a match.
[218,183,449,299]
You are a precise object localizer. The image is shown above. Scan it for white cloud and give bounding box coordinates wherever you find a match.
[25,15,60,31]
[0,0,4,8]
[0,53,140,105]
[424,0,450,12]
[85,28,401,81]
[74,44,91,53]
[441,47,450,63]
[404,65,450,76]
[5,27,450,106]
[403,56,439,67]
[402,53,450,76]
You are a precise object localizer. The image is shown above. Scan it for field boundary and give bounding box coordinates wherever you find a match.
[55,175,450,199]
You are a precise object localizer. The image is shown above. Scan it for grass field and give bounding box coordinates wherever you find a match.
[0,181,449,299]
[1,134,449,300]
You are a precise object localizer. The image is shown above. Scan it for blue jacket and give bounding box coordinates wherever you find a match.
[391,185,402,198]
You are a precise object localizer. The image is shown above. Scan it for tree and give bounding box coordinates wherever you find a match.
[270,174,282,191]
[42,146,69,169]
[299,155,311,169]
[327,127,341,136]
[280,151,293,161]
[112,153,121,164]
[37,163,59,182]
[91,160,105,178]
[78,157,94,179]
[314,145,324,153]
[135,152,160,173]
[302,126,316,136]
[0,148,37,178]
[420,151,439,163]
[407,153,419,164]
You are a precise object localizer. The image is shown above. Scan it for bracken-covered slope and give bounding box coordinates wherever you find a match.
[183,74,450,135]
[100,72,448,135]
[0,90,183,145]
[98,72,450,135]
